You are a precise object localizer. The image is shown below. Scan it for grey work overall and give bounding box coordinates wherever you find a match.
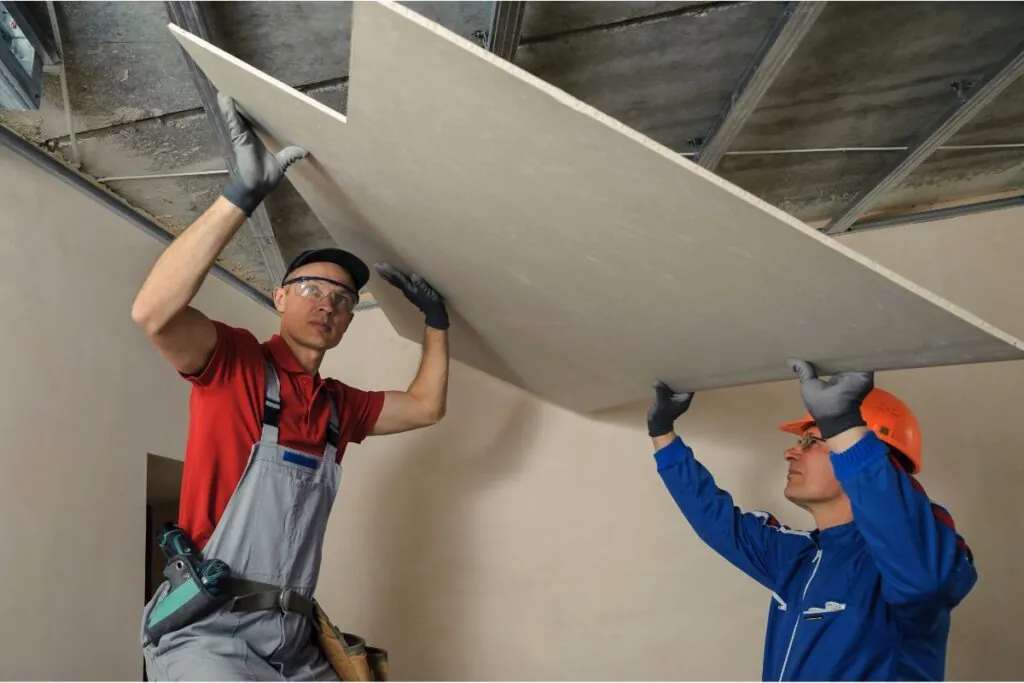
[142,359,342,681]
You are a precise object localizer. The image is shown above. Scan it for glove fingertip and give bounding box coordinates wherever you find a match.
[216,91,234,113]
[787,358,815,380]
[278,146,309,170]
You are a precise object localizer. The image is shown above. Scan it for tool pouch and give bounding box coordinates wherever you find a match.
[144,555,226,647]
[313,601,388,681]
[366,646,390,681]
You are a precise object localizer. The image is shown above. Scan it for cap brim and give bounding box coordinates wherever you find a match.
[283,248,370,290]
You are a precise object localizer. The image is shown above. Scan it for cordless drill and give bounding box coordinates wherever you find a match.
[144,523,231,645]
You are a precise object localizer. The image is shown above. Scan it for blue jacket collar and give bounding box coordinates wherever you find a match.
[811,520,858,547]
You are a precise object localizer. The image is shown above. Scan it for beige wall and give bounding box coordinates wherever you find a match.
[2,140,1022,680]
[0,147,280,680]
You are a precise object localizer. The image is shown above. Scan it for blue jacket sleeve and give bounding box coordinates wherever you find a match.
[655,436,810,592]
[831,431,978,615]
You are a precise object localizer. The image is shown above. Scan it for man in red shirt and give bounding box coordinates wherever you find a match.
[133,94,450,680]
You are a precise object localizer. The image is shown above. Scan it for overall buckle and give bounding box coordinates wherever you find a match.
[279,588,295,613]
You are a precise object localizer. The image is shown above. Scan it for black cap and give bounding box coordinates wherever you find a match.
[282,248,370,291]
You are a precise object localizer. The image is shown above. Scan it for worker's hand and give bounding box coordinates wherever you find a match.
[375,262,450,330]
[788,359,872,439]
[219,93,308,216]
[647,381,693,438]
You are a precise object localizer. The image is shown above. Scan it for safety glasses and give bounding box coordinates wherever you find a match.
[283,276,359,313]
[796,433,828,452]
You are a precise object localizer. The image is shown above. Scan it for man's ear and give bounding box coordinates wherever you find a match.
[273,287,287,314]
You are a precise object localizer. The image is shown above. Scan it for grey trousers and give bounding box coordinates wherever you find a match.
[142,585,339,682]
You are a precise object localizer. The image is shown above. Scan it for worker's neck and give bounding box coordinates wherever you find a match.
[281,332,326,375]
[808,497,853,532]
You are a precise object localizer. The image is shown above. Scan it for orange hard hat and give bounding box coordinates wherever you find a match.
[778,387,923,473]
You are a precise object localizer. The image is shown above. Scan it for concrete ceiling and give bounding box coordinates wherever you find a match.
[3,1,1023,303]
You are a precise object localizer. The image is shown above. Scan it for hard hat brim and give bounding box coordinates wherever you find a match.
[778,417,815,436]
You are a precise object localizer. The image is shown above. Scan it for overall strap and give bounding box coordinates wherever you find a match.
[324,388,340,462]
[261,357,282,446]
[263,356,340,461]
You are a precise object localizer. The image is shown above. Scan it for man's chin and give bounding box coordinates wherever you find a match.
[298,331,341,351]
[784,486,810,508]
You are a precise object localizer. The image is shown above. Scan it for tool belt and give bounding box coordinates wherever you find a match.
[146,526,388,680]
[224,578,389,681]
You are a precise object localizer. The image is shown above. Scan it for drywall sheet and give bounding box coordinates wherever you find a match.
[170,2,1024,413]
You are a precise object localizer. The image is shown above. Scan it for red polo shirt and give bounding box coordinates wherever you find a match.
[176,320,385,551]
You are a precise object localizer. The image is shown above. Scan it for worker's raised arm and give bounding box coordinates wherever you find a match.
[790,360,978,621]
[369,263,450,435]
[131,200,242,374]
[131,94,306,375]
[649,383,808,593]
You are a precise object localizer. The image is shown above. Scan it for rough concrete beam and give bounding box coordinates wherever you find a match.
[163,0,287,285]
[824,39,1024,235]
[519,1,741,45]
[514,2,784,153]
[486,1,526,61]
[695,1,825,170]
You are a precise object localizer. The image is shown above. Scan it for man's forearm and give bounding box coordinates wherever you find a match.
[825,425,869,454]
[652,431,677,451]
[407,327,449,421]
[132,197,246,332]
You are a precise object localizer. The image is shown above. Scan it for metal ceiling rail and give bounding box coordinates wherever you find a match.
[844,194,1024,234]
[95,141,1024,184]
[164,0,288,286]
[97,169,230,183]
[695,1,826,171]
[0,122,277,313]
[43,0,77,164]
[486,1,527,62]
[697,142,1024,156]
[823,39,1024,235]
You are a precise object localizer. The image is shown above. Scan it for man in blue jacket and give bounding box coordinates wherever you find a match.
[648,359,977,681]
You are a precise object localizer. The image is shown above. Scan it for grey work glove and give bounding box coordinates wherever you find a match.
[789,359,873,439]
[218,93,308,216]
[647,381,694,438]
[375,262,450,330]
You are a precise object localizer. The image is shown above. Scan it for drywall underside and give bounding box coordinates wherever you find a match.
[171,1,1024,414]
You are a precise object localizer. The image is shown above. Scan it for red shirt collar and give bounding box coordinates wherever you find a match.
[265,334,316,378]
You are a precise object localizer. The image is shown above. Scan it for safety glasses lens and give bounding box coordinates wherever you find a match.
[296,283,355,312]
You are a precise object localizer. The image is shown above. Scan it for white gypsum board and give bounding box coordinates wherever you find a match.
[166,22,525,392]
[169,2,1024,414]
